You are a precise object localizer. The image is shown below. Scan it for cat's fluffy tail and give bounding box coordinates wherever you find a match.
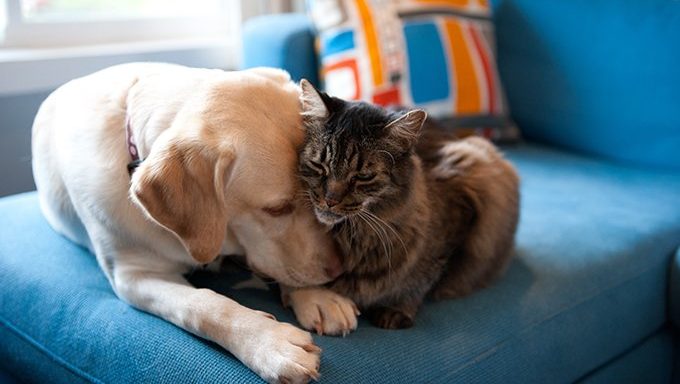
[430,137,520,300]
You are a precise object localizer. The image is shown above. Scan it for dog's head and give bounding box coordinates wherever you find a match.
[129,69,341,287]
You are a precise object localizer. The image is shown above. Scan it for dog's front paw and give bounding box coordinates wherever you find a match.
[231,310,321,384]
[286,288,359,336]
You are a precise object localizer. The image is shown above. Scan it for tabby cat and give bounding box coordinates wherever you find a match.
[283,80,520,333]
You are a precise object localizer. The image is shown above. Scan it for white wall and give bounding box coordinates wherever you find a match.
[0,44,238,197]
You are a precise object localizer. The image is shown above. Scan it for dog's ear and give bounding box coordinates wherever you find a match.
[130,138,234,264]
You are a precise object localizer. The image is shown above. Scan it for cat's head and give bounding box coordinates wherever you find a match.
[298,79,427,225]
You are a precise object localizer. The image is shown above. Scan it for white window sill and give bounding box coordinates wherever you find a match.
[0,37,240,96]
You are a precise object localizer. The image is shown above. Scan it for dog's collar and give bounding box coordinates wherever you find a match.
[126,116,142,176]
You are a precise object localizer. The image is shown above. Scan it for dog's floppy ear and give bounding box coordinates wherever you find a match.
[130,138,234,264]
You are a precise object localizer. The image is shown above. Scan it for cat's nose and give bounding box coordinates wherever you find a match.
[325,180,346,208]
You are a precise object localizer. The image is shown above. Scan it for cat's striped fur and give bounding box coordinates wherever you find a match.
[296,80,520,329]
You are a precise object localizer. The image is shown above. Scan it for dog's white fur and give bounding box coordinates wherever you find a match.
[32,63,341,384]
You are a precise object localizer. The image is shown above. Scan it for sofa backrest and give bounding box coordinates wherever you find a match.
[492,0,680,169]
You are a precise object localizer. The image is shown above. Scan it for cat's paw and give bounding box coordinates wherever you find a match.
[286,288,360,336]
[369,307,415,329]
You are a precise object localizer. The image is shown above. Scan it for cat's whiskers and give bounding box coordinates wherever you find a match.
[363,210,408,256]
[360,211,393,254]
[295,191,317,212]
[357,212,388,267]
[347,215,358,249]
[295,190,313,203]
[358,211,393,281]
[365,213,395,271]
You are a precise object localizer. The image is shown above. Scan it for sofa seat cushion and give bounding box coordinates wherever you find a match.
[1,143,679,383]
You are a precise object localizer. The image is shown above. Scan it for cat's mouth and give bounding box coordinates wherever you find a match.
[314,206,347,225]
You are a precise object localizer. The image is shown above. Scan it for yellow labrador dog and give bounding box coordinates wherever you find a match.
[32,63,342,384]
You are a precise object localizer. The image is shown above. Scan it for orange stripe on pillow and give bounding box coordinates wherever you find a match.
[417,0,470,7]
[354,0,383,87]
[445,19,481,114]
[469,25,495,114]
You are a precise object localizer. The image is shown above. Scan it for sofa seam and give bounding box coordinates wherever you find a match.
[0,313,104,384]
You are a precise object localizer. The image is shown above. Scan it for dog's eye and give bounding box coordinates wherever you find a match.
[263,202,295,217]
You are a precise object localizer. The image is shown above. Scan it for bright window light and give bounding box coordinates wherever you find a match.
[21,0,224,22]
[0,1,6,29]
[1,0,240,48]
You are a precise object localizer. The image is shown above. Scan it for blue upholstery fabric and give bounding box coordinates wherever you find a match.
[0,369,20,384]
[577,329,674,384]
[242,14,319,86]
[492,0,680,169]
[1,143,679,383]
[669,248,680,328]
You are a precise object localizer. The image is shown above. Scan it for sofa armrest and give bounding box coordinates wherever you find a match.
[241,13,319,86]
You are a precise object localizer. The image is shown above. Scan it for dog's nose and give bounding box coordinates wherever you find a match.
[324,251,344,280]
[324,263,343,280]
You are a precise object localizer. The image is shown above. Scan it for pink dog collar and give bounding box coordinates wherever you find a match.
[126,116,142,176]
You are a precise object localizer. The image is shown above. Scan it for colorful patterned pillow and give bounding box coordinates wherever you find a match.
[307,0,519,141]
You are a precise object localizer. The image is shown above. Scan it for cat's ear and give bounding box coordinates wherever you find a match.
[386,109,427,151]
[300,79,330,121]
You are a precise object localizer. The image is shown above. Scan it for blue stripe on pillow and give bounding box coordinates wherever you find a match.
[321,29,355,57]
[403,21,449,103]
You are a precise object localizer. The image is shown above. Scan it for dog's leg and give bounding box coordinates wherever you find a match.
[281,285,359,337]
[112,260,321,384]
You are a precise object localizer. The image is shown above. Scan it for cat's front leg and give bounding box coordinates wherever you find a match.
[367,299,421,330]
[281,286,360,336]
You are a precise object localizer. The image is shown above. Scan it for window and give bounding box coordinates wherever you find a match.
[1,0,240,47]
[0,4,6,36]
[22,0,224,21]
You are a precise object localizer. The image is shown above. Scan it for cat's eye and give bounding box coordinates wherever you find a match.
[262,202,295,217]
[307,160,326,175]
[353,173,376,182]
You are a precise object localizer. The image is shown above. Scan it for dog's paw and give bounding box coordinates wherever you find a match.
[287,288,360,336]
[231,310,321,384]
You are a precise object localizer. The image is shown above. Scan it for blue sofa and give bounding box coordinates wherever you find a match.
[2,1,679,382]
